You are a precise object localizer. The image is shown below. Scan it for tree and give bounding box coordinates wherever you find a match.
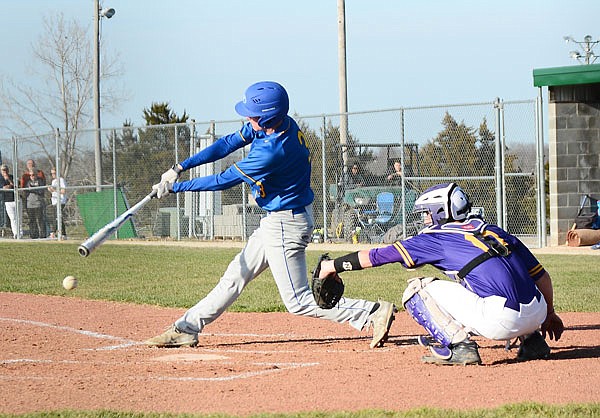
[0,13,124,179]
[418,112,536,232]
[110,103,190,203]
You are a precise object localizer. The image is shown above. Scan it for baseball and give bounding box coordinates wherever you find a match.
[62,275,78,290]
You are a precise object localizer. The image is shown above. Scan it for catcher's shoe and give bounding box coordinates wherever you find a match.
[369,300,397,348]
[422,341,482,365]
[517,331,550,361]
[417,335,453,359]
[145,324,198,348]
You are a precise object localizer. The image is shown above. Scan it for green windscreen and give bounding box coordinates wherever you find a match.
[76,188,137,239]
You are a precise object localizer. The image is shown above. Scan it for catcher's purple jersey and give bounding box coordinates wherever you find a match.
[369,218,545,306]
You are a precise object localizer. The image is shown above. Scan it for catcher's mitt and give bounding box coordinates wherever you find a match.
[311,253,344,309]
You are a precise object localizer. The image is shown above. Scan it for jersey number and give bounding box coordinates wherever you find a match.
[298,131,311,162]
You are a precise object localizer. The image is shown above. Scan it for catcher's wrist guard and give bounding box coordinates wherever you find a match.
[333,251,362,273]
[312,253,345,309]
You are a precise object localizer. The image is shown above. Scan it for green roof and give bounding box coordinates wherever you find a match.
[533,64,600,87]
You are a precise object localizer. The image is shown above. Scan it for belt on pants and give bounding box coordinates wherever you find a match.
[504,288,542,312]
[266,207,306,216]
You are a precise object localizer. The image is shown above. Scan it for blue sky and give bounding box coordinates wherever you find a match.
[1,0,599,131]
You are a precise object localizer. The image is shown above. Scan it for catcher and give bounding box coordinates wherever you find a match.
[316,183,564,365]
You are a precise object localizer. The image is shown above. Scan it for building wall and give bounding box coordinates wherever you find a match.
[547,84,600,245]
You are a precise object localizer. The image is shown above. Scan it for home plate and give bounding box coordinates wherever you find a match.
[152,353,229,362]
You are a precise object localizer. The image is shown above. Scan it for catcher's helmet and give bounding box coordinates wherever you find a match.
[235,81,289,129]
[413,183,472,226]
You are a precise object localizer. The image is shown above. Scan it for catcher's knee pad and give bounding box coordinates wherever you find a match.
[402,277,468,347]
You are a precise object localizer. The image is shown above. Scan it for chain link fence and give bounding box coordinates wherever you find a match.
[0,99,544,247]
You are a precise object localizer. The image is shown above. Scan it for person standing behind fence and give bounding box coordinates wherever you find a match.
[47,168,67,239]
[24,169,46,239]
[0,169,5,232]
[20,159,48,237]
[0,165,22,239]
[20,159,46,188]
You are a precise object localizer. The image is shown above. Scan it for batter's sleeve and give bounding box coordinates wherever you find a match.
[172,167,243,192]
[179,124,255,171]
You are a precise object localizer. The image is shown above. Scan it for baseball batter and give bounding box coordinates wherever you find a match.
[146,81,396,349]
[318,183,565,364]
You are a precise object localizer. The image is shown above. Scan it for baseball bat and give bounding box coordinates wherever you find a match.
[78,190,157,257]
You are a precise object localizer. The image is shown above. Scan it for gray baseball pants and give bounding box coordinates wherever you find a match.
[175,204,376,334]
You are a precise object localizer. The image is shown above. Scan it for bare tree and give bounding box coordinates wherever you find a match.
[0,13,125,179]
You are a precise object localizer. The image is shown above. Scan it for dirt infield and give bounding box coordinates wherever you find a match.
[1,293,599,415]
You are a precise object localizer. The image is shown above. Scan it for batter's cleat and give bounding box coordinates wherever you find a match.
[422,341,482,365]
[516,331,550,361]
[369,300,397,348]
[145,324,198,348]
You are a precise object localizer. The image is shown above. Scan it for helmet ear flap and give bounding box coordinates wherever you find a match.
[449,186,472,221]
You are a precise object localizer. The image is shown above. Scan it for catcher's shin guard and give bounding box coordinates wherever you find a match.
[402,277,468,348]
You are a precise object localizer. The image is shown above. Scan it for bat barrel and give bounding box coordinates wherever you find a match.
[77,190,157,258]
[78,245,91,257]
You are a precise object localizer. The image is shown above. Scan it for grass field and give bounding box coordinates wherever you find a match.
[1,240,599,418]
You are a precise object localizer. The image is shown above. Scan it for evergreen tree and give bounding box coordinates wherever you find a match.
[110,104,190,204]
[418,112,536,232]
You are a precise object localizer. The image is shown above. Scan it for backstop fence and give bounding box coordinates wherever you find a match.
[0,98,546,247]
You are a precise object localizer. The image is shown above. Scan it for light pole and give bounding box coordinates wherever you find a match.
[563,35,599,65]
[337,0,349,171]
[93,0,115,192]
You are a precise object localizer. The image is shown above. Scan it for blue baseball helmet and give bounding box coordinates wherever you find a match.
[235,81,289,129]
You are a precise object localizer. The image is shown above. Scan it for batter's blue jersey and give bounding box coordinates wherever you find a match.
[172,116,314,212]
[369,218,545,306]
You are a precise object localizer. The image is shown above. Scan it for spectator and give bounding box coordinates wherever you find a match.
[0,164,22,239]
[24,169,46,239]
[0,168,5,230]
[20,159,46,188]
[386,161,403,185]
[20,159,47,237]
[47,168,68,239]
[342,163,366,190]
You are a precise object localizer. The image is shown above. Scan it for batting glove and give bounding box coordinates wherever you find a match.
[152,181,173,199]
[161,164,182,184]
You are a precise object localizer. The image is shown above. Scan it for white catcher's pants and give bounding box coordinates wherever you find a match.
[424,279,547,341]
[176,204,377,334]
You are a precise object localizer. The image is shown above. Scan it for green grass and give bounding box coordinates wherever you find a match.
[1,241,599,418]
[1,242,597,313]
[0,402,599,417]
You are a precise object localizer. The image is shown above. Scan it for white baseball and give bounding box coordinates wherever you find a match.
[62,275,78,290]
